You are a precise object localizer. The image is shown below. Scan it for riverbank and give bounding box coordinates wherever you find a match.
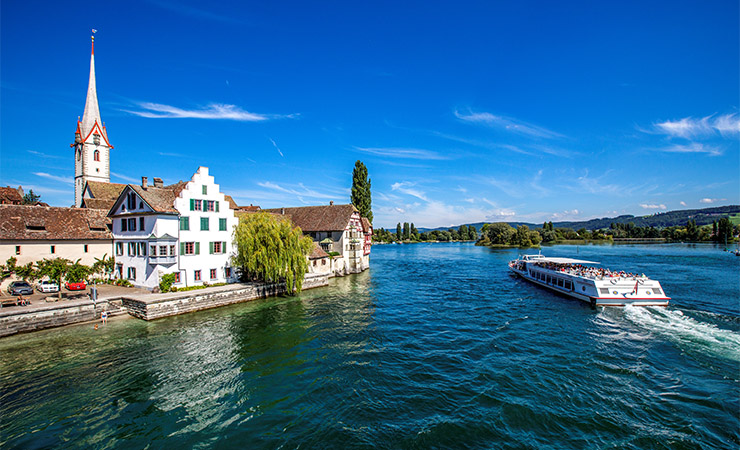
[0,273,329,338]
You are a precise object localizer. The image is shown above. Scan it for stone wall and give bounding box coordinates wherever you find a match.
[0,300,120,338]
[121,273,329,321]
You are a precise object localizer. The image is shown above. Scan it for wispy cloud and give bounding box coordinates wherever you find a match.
[268,137,284,157]
[29,150,64,159]
[111,172,140,183]
[257,181,339,200]
[656,143,723,156]
[147,0,244,24]
[653,113,740,139]
[125,102,296,122]
[33,172,73,185]
[354,147,449,160]
[158,151,186,158]
[640,203,667,210]
[454,109,564,139]
[391,181,429,202]
[699,198,726,204]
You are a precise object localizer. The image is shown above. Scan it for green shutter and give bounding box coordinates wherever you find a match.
[180,242,185,255]
[202,200,207,211]
[190,199,195,211]
[223,242,227,253]
[202,185,207,195]
[219,218,226,231]
[216,201,220,212]
[185,217,189,230]
[209,242,214,254]
[195,242,200,255]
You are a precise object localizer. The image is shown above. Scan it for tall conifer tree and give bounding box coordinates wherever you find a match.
[351,160,373,223]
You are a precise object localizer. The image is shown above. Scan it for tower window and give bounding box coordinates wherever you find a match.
[94,150,100,161]
[93,134,101,145]
[77,149,81,161]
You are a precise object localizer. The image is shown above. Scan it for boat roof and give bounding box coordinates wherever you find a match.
[522,255,600,265]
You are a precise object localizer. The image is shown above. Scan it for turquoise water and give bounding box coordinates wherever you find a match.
[1,243,738,449]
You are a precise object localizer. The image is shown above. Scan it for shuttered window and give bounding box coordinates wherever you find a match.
[219,218,227,231]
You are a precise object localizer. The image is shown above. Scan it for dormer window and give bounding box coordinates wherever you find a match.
[93,134,101,145]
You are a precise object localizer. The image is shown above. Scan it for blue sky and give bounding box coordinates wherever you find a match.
[1,1,738,229]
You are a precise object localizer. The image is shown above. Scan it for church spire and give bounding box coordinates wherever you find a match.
[80,29,103,138]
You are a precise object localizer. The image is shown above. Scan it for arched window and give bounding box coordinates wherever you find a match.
[76,149,81,161]
[94,150,100,161]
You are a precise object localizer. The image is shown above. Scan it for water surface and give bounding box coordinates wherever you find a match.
[1,243,738,449]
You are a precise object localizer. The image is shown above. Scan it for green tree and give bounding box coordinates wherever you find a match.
[403,222,410,240]
[0,257,18,281]
[22,189,41,205]
[717,217,734,244]
[513,225,533,247]
[486,223,516,245]
[66,260,92,283]
[351,160,372,223]
[410,223,419,240]
[396,223,402,241]
[92,254,116,280]
[232,212,314,294]
[686,220,699,241]
[15,262,37,282]
[469,225,477,241]
[459,225,469,240]
[37,258,71,300]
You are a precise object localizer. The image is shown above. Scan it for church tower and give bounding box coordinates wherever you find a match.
[72,30,113,207]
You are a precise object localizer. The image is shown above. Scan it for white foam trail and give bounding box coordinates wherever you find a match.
[623,306,740,362]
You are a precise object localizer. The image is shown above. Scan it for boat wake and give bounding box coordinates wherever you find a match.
[623,306,740,363]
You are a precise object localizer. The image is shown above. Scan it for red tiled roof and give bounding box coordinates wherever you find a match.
[361,217,373,234]
[81,198,116,210]
[223,195,240,210]
[262,204,359,232]
[128,185,179,214]
[309,242,329,259]
[0,205,112,240]
[0,186,23,205]
[84,181,126,203]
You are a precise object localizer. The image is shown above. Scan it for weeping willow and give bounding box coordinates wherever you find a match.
[232,212,314,294]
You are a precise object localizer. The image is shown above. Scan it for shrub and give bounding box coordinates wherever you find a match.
[159,273,177,293]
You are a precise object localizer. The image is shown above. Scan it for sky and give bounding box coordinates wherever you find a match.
[1,1,738,229]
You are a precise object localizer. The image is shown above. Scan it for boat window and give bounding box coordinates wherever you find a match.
[599,288,610,295]
[546,275,551,284]
[652,288,662,295]
[557,279,563,287]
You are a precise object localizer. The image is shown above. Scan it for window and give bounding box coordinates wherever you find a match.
[210,241,226,254]
[128,242,137,256]
[180,216,190,231]
[139,243,147,256]
[159,245,167,256]
[15,246,21,255]
[93,133,101,145]
[94,150,100,161]
[219,218,227,231]
[201,217,209,231]
[150,245,157,256]
[84,244,89,253]
[174,272,181,283]
[116,242,123,256]
[206,200,215,212]
[139,217,145,231]
[127,193,136,210]
[170,245,176,256]
[202,185,208,195]
[50,245,55,254]
[194,270,201,282]
[181,242,200,255]
[313,260,316,266]
[210,269,217,280]
[127,267,136,280]
[225,267,231,278]
[128,218,137,231]
[192,199,202,211]
[121,219,128,232]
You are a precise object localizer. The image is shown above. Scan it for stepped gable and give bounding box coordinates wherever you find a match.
[0,205,112,240]
[0,186,23,205]
[262,204,359,232]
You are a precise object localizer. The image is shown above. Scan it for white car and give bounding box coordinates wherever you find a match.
[37,280,60,293]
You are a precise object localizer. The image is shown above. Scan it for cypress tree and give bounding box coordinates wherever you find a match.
[396,223,402,240]
[351,160,373,223]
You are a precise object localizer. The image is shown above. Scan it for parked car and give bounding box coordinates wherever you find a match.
[37,280,60,293]
[8,281,34,296]
[65,281,87,291]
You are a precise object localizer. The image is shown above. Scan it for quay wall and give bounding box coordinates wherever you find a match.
[121,273,329,321]
[0,300,121,338]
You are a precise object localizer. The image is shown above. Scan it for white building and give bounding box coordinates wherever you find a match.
[109,167,238,290]
[73,32,113,208]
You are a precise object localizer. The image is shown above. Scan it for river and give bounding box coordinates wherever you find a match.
[1,243,738,449]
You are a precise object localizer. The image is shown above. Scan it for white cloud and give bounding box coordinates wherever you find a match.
[680,201,687,207]
[549,209,581,220]
[454,109,564,139]
[268,137,284,157]
[640,203,667,210]
[699,198,726,204]
[33,172,73,185]
[125,102,295,121]
[656,143,723,156]
[354,147,448,160]
[111,172,140,183]
[653,113,740,138]
[390,181,429,202]
[256,181,338,200]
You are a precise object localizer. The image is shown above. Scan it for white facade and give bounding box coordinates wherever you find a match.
[110,167,237,290]
[174,167,238,288]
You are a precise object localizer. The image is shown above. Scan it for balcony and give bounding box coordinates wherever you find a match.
[148,255,176,265]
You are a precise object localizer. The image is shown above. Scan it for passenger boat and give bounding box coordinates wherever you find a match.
[508,254,670,307]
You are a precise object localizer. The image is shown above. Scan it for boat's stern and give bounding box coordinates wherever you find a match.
[592,277,670,307]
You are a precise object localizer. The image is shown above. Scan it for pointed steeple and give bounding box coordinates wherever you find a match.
[80,30,106,141]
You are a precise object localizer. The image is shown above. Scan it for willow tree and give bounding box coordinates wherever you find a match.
[232,212,314,294]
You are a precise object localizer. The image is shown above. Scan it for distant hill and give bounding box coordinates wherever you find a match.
[416,205,740,233]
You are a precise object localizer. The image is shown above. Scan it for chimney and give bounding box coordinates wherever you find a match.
[153,177,164,188]
[141,176,148,189]
[330,201,334,206]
